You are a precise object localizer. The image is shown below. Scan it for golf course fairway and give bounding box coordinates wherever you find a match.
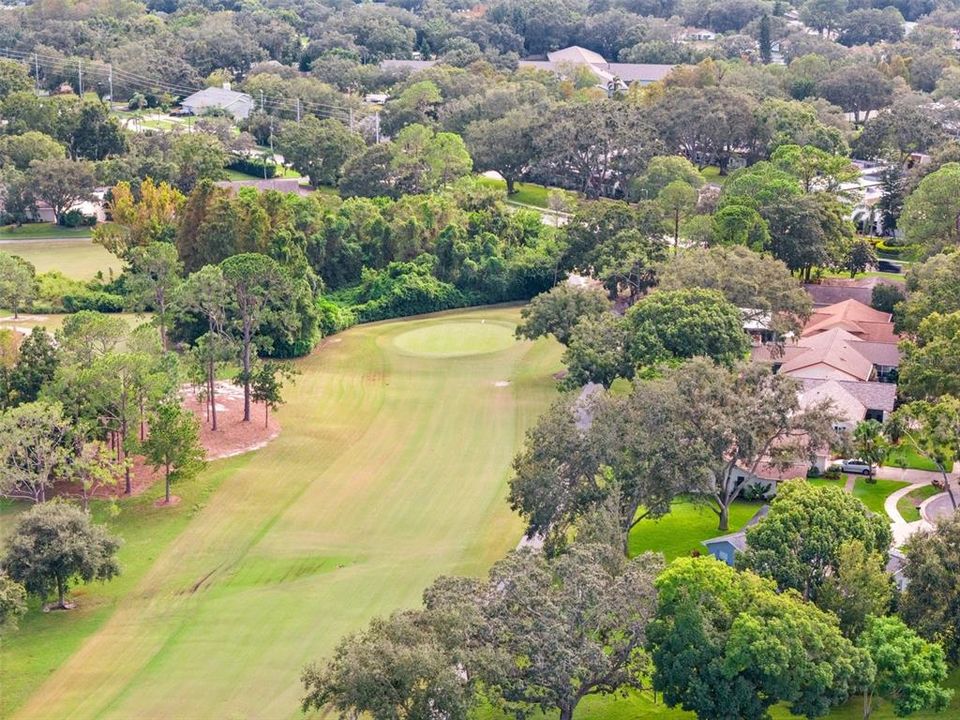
[8,306,563,720]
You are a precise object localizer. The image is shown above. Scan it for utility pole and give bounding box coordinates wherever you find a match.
[108,63,113,102]
[33,53,40,96]
[374,112,380,144]
[296,97,301,124]
[77,59,83,96]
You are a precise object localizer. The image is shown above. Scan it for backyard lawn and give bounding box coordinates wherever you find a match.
[628,499,764,561]
[817,268,907,283]
[701,165,728,186]
[222,166,302,181]
[4,306,565,720]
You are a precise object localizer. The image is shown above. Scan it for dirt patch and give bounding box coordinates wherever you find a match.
[42,601,77,612]
[183,381,280,461]
[153,495,182,508]
[53,381,280,500]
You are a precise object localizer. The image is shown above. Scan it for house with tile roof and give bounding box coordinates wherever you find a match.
[777,328,877,382]
[802,299,899,344]
[752,299,901,383]
[741,298,901,489]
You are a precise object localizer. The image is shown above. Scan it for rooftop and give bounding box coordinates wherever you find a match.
[779,328,875,381]
[803,299,899,344]
[800,378,897,413]
[382,47,675,86]
[703,505,770,552]
[799,379,866,425]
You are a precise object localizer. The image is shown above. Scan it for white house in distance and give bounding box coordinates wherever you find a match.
[180,85,254,120]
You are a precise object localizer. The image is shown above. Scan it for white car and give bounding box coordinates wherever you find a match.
[836,459,875,475]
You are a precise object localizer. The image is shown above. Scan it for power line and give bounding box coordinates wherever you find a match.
[0,47,363,124]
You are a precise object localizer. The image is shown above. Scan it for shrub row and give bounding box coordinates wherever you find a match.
[227,156,279,179]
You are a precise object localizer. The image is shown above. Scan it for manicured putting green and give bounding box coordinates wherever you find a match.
[393,320,517,357]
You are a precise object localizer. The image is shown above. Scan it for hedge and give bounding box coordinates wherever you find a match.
[227,156,278,179]
[875,240,918,257]
[61,291,125,313]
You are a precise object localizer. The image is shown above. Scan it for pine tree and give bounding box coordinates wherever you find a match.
[878,165,905,235]
[759,15,773,65]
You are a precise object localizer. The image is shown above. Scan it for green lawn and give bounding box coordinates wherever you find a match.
[0,223,93,240]
[887,441,940,472]
[477,668,960,720]
[476,177,553,208]
[4,306,565,720]
[810,475,910,514]
[851,476,910,514]
[897,484,942,522]
[701,165,728,186]
[0,457,246,716]
[817,269,907,283]
[222,166,303,181]
[628,499,764,561]
[0,239,120,280]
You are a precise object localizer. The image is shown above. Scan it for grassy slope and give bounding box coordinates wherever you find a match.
[887,441,940,472]
[9,307,564,720]
[0,239,120,280]
[0,457,247,716]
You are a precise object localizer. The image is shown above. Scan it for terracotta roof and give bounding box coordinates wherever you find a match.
[800,380,866,425]
[803,299,897,343]
[751,461,812,482]
[779,328,875,381]
[806,298,891,326]
[751,344,809,363]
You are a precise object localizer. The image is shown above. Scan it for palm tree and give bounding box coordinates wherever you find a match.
[852,419,888,484]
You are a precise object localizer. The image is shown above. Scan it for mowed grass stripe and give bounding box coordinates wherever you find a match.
[0,239,120,280]
[12,306,563,720]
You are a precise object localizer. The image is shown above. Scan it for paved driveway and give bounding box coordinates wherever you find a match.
[925,492,957,522]
[877,465,958,545]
